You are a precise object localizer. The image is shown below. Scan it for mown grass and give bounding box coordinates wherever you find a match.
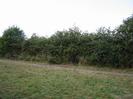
[0,59,133,99]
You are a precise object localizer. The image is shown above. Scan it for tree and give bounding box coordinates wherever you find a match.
[23,33,49,57]
[0,37,3,56]
[48,27,82,64]
[115,15,133,67]
[1,26,25,58]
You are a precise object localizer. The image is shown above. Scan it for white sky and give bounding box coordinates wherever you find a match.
[0,0,133,37]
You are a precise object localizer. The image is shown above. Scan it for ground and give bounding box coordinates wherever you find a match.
[0,59,133,99]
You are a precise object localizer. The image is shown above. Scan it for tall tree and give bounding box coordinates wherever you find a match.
[115,15,133,67]
[1,26,25,58]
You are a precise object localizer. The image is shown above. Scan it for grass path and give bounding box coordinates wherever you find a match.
[0,59,132,77]
[27,63,133,77]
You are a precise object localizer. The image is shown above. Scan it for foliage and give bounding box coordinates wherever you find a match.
[0,26,25,58]
[0,15,133,68]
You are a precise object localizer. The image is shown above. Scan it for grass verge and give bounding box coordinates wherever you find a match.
[0,59,133,99]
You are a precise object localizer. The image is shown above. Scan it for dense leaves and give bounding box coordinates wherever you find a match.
[0,15,133,68]
[0,26,25,58]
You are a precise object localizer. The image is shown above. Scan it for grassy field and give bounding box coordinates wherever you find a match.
[0,59,133,99]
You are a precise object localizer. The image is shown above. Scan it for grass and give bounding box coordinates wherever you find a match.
[0,59,133,99]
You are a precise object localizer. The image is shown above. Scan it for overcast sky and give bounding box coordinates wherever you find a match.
[0,0,133,37]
